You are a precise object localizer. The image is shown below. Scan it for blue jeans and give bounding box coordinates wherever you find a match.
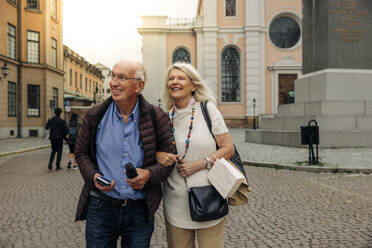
[86,196,154,248]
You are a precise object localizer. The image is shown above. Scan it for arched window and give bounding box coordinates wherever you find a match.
[172,48,191,63]
[225,0,236,17]
[221,47,240,102]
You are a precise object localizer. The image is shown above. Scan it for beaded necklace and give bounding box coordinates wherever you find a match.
[170,103,195,160]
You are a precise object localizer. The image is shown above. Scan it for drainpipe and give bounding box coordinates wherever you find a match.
[17,0,22,137]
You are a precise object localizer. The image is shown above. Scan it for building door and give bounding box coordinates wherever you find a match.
[278,74,297,105]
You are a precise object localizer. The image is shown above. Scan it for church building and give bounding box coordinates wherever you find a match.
[138,0,302,127]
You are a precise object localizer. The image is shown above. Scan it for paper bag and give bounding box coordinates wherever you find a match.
[207,158,245,199]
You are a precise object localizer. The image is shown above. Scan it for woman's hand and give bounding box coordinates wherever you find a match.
[156,151,179,166]
[177,159,205,178]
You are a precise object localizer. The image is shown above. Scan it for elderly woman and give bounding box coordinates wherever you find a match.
[156,63,234,248]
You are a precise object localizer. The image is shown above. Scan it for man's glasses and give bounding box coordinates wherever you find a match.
[109,72,142,82]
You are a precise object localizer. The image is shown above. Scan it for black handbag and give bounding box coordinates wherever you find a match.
[167,107,229,222]
[187,183,229,222]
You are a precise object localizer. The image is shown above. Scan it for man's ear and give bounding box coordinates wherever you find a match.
[136,80,145,94]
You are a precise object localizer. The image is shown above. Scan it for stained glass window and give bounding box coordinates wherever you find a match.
[226,0,236,17]
[269,16,301,49]
[172,48,191,63]
[221,47,240,102]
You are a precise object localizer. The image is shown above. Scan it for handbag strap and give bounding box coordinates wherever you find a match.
[200,101,218,150]
[200,101,248,182]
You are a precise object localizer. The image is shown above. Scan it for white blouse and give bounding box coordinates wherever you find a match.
[163,101,229,229]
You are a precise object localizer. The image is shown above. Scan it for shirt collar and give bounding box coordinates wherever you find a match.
[113,99,140,120]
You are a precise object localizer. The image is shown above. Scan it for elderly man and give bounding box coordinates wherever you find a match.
[74,60,174,248]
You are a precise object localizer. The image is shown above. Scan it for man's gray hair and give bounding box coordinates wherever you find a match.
[135,63,146,81]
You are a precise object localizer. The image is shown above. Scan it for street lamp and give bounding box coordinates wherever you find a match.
[75,88,80,96]
[253,98,256,129]
[0,62,10,81]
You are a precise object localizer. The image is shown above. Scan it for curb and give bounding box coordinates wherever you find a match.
[244,161,372,174]
[1,146,371,175]
[0,145,50,158]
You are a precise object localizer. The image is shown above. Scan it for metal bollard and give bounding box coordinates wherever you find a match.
[301,120,319,165]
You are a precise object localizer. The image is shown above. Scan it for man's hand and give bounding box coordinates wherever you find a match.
[93,173,115,192]
[126,168,150,190]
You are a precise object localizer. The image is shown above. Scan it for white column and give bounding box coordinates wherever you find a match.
[141,32,167,106]
[245,0,265,115]
[204,0,217,26]
[195,27,204,78]
[246,0,261,26]
[203,28,218,99]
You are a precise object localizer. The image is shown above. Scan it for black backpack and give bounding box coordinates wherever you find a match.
[68,125,78,141]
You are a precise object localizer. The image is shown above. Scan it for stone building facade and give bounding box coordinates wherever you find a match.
[63,46,104,121]
[138,0,302,127]
[0,0,64,138]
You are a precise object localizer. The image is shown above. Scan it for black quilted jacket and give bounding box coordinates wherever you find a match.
[74,94,174,221]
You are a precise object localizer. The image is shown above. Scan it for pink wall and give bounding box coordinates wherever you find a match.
[217,0,245,27]
[265,0,302,113]
[166,33,197,68]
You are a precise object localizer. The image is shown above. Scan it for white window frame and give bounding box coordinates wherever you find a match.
[8,24,16,59]
[27,31,40,63]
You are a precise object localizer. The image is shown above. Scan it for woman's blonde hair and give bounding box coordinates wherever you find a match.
[162,63,216,111]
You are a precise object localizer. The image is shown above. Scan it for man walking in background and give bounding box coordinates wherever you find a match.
[46,107,68,171]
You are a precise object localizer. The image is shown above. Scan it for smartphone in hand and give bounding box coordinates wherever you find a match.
[125,163,138,179]
[96,176,112,187]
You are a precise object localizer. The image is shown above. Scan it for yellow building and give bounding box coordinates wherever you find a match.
[0,0,64,138]
[63,45,104,121]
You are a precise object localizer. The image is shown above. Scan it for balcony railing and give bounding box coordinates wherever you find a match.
[166,18,196,27]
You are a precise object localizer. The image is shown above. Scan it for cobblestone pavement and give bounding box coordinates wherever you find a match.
[1,148,371,247]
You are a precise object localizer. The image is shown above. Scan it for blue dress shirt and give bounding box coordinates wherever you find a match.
[95,100,145,200]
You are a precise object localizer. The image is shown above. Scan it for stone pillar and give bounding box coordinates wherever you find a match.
[302,0,372,74]
[245,0,265,116]
[139,16,168,106]
[202,0,218,99]
[246,0,372,147]
[297,0,372,103]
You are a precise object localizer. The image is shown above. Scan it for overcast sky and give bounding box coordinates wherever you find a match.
[63,0,199,69]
